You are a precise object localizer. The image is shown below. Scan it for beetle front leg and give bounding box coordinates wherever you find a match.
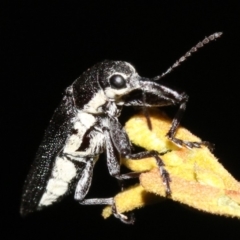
[125,82,213,150]
[166,93,213,150]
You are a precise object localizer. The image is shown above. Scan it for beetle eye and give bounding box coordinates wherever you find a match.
[109,75,126,89]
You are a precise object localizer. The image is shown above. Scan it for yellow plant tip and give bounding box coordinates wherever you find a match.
[128,110,240,218]
[140,169,240,217]
[102,110,240,219]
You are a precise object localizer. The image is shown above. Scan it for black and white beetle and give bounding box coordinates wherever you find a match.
[20,32,222,223]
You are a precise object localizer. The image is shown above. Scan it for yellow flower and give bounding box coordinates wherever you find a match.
[102,110,240,219]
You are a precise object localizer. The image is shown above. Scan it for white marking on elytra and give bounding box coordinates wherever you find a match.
[39,192,57,206]
[64,130,105,158]
[52,157,77,182]
[64,112,96,153]
[64,134,82,153]
[46,178,68,196]
[39,157,78,207]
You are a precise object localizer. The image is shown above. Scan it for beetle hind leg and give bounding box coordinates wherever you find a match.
[80,198,135,224]
[112,200,135,224]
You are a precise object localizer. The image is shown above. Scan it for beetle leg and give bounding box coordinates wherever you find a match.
[112,200,135,224]
[68,156,111,202]
[122,151,171,196]
[80,197,135,224]
[73,157,95,201]
[104,128,140,180]
[104,124,171,195]
[65,151,134,223]
[166,95,212,150]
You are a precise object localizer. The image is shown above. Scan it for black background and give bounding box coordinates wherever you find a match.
[2,1,240,239]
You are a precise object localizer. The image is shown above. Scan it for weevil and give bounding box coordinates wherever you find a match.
[20,32,222,223]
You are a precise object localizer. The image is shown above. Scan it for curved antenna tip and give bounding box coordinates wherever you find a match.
[152,32,223,81]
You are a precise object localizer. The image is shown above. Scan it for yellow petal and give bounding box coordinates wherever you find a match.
[102,110,240,219]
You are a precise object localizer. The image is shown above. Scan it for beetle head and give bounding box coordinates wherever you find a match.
[97,60,141,102]
[72,60,144,112]
[72,60,180,114]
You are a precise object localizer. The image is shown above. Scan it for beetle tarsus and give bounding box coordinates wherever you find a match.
[168,135,214,151]
[161,168,172,196]
[202,141,215,152]
[112,201,135,224]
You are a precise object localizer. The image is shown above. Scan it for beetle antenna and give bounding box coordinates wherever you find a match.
[152,32,222,81]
